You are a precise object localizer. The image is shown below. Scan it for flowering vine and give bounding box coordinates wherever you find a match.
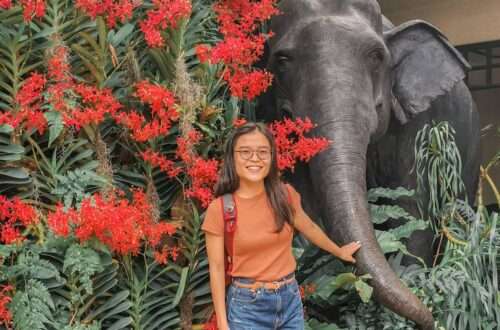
[0,196,39,244]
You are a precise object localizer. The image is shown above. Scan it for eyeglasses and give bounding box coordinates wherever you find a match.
[235,149,272,160]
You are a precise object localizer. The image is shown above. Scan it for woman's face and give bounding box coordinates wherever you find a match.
[233,130,272,185]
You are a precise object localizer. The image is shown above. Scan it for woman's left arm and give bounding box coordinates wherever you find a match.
[293,212,361,263]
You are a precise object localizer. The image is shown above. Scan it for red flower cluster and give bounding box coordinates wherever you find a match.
[176,130,219,208]
[45,45,123,129]
[140,149,181,177]
[70,84,123,128]
[153,245,179,264]
[47,45,71,82]
[47,190,177,263]
[299,282,316,300]
[139,0,191,47]
[0,72,49,134]
[183,157,219,208]
[19,0,45,21]
[5,46,122,133]
[46,45,75,116]
[142,129,219,208]
[75,0,137,28]
[115,81,179,141]
[0,196,39,244]
[269,117,331,171]
[0,284,13,329]
[197,0,278,100]
[0,0,11,9]
[203,313,218,330]
[233,118,247,127]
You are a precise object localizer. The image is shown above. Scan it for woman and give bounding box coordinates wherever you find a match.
[202,122,361,329]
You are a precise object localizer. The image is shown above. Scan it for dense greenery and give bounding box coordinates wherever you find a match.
[0,0,498,329]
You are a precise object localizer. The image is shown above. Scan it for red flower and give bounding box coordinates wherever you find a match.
[226,68,273,100]
[233,118,247,127]
[0,0,11,9]
[299,283,316,300]
[115,81,179,141]
[142,129,219,208]
[139,0,191,48]
[269,117,330,171]
[47,45,71,82]
[47,190,178,257]
[76,0,137,28]
[141,149,181,178]
[15,72,46,109]
[19,0,45,21]
[0,196,39,244]
[70,84,122,128]
[47,204,77,237]
[201,0,278,100]
[184,157,219,208]
[195,44,211,63]
[0,284,13,329]
[203,313,218,330]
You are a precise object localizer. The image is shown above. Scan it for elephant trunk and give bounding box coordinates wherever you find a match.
[309,121,434,330]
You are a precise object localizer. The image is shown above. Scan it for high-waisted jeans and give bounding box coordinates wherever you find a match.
[226,273,304,329]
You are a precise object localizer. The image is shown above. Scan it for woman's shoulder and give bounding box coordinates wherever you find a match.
[205,196,224,217]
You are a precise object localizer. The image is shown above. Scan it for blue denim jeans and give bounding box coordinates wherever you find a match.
[226,273,304,329]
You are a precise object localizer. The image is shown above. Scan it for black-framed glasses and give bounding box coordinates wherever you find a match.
[235,149,272,160]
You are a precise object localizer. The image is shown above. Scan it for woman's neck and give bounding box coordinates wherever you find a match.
[236,180,265,198]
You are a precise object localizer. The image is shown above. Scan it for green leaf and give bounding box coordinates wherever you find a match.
[367,186,415,202]
[388,219,428,240]
[11,279,55,330]
[171,267,189,307]
[44,111,64,147]
[331,272,357,290]
[370,204,415,224]
[354,279,374,303]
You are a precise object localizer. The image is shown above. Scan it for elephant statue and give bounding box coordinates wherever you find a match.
[257,0,481,329]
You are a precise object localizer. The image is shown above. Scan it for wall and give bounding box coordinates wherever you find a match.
[378,0,500,46]
[470,88,500,207]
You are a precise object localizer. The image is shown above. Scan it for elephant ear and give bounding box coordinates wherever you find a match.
[385,20,471,124]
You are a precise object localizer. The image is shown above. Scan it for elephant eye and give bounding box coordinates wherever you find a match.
[274,52,292,72]
[368,49,385,69]
[277,55,290,63]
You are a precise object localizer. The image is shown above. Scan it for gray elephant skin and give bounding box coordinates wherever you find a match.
[257,1,481,329]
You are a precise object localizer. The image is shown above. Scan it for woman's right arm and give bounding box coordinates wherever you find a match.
[205,232,229,330]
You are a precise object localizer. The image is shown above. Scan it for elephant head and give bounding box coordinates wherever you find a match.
[259,0,471,328]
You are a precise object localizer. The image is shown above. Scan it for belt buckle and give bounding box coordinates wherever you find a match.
[267,280,280,292]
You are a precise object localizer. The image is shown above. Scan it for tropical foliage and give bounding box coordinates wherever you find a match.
[0,0,498,329]
[0,0,330,329]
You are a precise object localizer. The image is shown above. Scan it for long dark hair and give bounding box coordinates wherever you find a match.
[214,122,295,232]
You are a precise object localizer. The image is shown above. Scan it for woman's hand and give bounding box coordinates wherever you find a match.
[337,241,362,263]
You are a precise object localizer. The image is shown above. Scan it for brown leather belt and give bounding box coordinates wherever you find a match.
[232,276,296,292]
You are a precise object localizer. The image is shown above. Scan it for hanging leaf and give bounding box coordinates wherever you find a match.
[44,111,64,147]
